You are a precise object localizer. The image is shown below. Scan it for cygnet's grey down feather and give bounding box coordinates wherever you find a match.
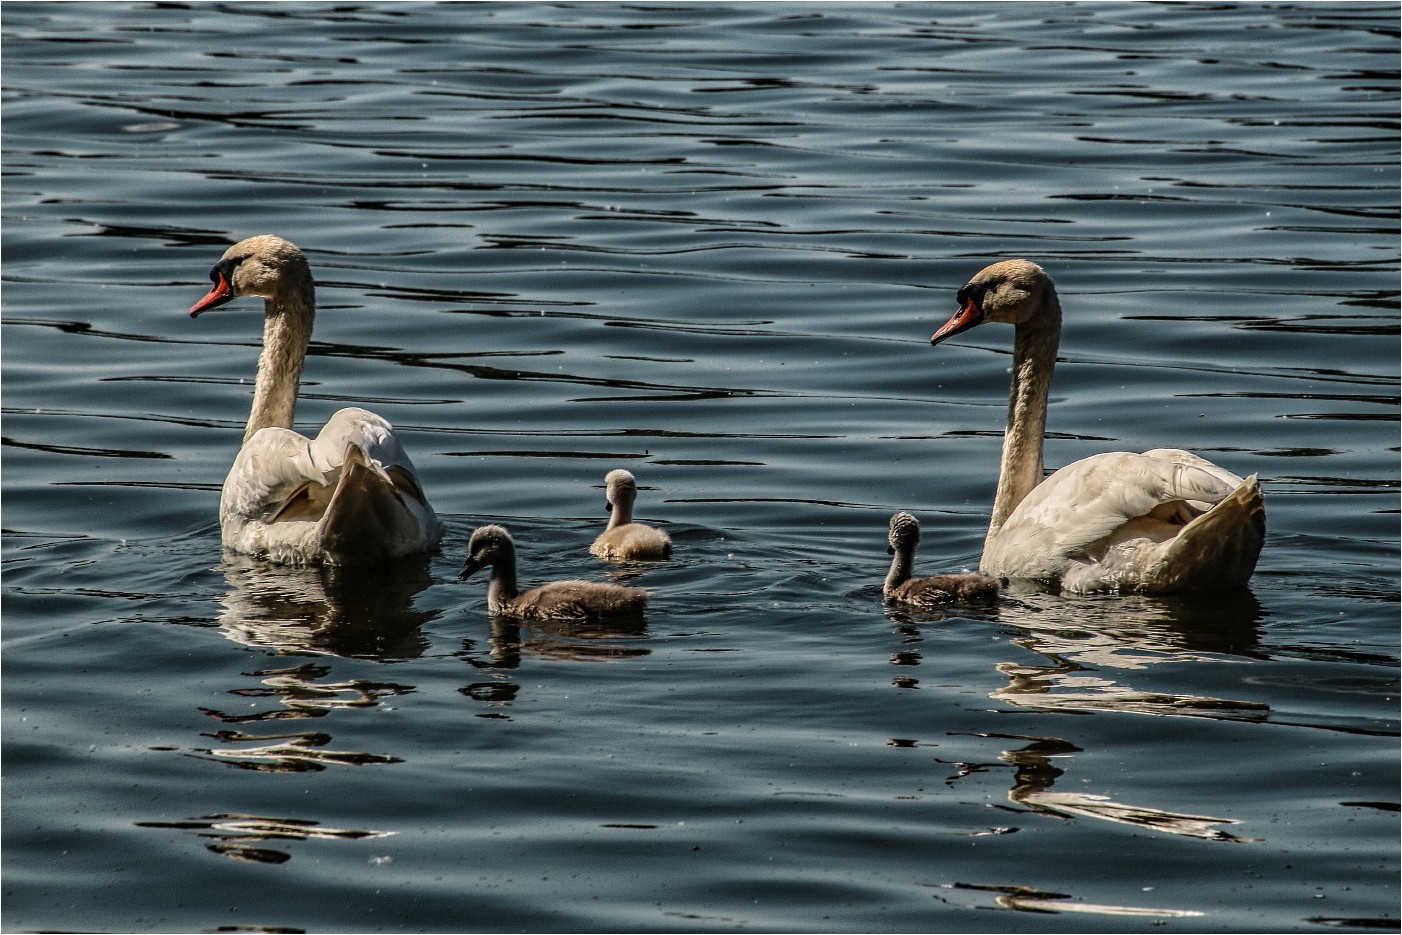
[884,512,999,608]
[461,525,648,622]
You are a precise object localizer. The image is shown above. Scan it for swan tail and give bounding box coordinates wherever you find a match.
[318,444,442,564]
[1144,474,1265,591]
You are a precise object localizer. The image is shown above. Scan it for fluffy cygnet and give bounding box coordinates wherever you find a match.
[460,525,648,622]
[884,512,999,607]
[589,469,672,561]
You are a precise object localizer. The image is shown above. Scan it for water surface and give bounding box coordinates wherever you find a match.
[3,3,1398,932]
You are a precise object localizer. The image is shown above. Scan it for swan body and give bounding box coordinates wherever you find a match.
[190,235,442,565]
[589,469,672,561]
[460,525,649,621]
[930,259,1264,593]
[884,512,1000,607]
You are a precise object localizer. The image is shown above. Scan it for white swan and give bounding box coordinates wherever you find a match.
[930,259,1264,593]
[189,234,442,565]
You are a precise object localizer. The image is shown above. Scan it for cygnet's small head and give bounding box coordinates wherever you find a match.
[888,511,920,554]
[458,524,514,580]
[931,258,1053,345]
[190,235,311,317]
[603,468,638,512]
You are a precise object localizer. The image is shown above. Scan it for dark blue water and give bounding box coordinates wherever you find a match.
[3,3,1398,932]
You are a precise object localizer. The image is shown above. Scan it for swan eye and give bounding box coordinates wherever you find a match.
[957,281,991,310]
[208,256,243,284]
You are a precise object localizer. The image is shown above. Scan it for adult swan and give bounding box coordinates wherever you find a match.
[189,235,442,564]
[930,259,1263,593]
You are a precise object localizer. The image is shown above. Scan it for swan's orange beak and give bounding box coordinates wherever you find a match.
[930,297,983,345]
[189,268,235,318]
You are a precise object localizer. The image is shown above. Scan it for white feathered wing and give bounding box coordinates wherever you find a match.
[983,449,1264,592]
[220,406,443,565]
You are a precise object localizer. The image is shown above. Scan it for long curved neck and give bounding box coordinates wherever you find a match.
[885,542,915,591]
[989,291,1061,538]
[244,282,314,443]
[606,495,635,530]
[486,546,520,611]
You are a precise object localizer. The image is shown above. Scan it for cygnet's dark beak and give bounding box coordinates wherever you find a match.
[458,557,483,581]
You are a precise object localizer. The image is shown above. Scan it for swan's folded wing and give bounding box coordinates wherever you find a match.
[310,407,443,560]
[220,408,441,563]
[1141,448,1246,511]
[311,407,432,505]
[220,427,328,525]
[1143,474,1265,591]
[985,451,1242,580]
[311,407,406,471]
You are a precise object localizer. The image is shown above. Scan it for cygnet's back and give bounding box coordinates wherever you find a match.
[460,524,648,622]
[884,512,999,608]
[590,469,672,561]
[507,579,649,622]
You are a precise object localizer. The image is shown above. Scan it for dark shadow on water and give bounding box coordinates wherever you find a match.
[894,587,1267,844]
[985,586,1269,720]
[455,613,650,718]
[189,556,439,776]
[215,553,439,660]
[993,581,1267,658]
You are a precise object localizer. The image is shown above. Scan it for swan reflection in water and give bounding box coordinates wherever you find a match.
[985,732,1248,842]
[216,552,438,659]
[987,583,1268,718]
[199,554,438,774]
[889,585,1266,842]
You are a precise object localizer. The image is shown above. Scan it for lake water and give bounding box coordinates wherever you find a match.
[2,2,1398,932]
